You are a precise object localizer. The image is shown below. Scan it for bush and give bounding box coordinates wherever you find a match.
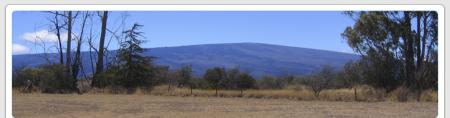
[94,71,115,89]
[357,85,386,102]
[13,67,45,89]
[39,64,77,93]
[419,89,438,102]
[191,78,210,89]
[13,64,77,93]
[109,86,130,94]
[76,79,92,93]
[95,65,159,94]
[388,86,411,102]
[257,76,282,89]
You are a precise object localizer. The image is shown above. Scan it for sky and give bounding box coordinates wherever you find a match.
[12,11,356,55]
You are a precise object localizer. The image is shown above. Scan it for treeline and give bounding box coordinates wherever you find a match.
[12,56,437,101]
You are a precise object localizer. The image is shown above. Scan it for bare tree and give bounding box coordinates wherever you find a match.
[48,11,66,65]
[92,11,108,87]
[72,12,89,80]
[65,11,73,78]
[31,36,53,64]
[305,65,335,98]
[87,22,98,75]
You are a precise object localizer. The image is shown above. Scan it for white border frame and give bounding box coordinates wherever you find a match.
[5,5,445,118]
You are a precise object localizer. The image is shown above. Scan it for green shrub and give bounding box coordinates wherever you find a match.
[191,78,210,89]
[14,64,77,93]
[39,64,77,93]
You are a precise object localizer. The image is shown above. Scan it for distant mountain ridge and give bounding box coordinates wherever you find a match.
[12,43,360,78]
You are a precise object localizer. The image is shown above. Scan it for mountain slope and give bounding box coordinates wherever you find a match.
[13,43,360,78]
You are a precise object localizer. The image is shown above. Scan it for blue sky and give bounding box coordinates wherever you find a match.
[12,11,355,55]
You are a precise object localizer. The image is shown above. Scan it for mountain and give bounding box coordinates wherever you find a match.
[12,43,360,78]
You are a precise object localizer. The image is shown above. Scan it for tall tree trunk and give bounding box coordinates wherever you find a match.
[88,25,96,76]
[53,11,64,65]
[93,11,108,87]
[72,12,88,80]
[415,12,423,102]
[421,13,429,62]
[88,40,95,74]
[403,11,415,86]
[415,12,422,71]
[64,11,76,91]
[66,11,73,79]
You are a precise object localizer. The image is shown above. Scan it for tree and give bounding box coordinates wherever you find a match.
[342,11,438,97]
[360,51,401,92]
[204,67,226,96]
[190,77,209,90]
[66,11,73,77]
[48,11,66,65]
[281,75,295,86]
[114,23,154,93]
[223,67,240,89]
[304,65,335,98]
[236,72,256,96]
[177,65,193,95]
[166,71,178,93]
[62,11,79,92]
[93,11,109,87]
[65,11,73,80]
[153,65,170,85]
[72,11,89,80]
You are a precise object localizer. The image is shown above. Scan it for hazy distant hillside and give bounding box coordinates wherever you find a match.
[13,43,360,78]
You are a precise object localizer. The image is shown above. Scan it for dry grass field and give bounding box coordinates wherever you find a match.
[13,93,437,118]
[86,85,437,102]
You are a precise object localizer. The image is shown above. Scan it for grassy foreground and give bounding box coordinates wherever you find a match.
[84,85,438,102]
[13,93,437,118]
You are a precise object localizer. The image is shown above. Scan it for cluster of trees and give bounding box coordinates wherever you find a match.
[94,23,158,93]
[88,65,258,95]
[341,11,438,100]
[13,11,99,93]
[12,11,147,93]
[203,67,256,96]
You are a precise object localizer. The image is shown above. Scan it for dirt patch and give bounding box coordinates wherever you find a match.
[13,94,437,118]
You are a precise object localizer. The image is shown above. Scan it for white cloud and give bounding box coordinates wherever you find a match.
[12,43,30,54]
[21,30,69,43]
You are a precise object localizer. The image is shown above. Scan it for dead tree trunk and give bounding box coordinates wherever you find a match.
[92,11,109,87]
[72,12,89,80]
[65,11,73,79]
[51,11,65,65]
